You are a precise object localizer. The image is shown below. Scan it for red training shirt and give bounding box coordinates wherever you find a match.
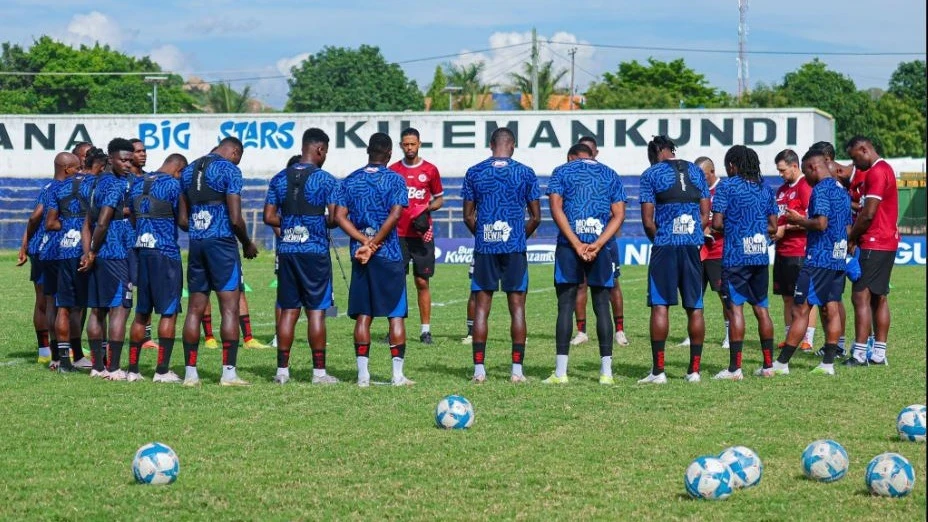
[701,179,724,260]
[389,159,444,238]
[775,176,812,257]
[859,159,899,252]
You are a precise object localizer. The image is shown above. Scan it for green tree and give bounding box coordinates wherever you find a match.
[204,83,254,113]
[508,59,568,109]
[286,45,423,112]
[888,60,926,117]
[424,65,449,111]
[871,94,926,157]
[584,58,728,109]
[445,62,494,110]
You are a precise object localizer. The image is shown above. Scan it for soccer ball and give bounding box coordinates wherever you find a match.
[718,446,763,489]
[132,442,179,485]
[684,456,734,500]
[434,395,474,430]
[896,404,926,442]
[801,440,848,482]
[865,453,915,497]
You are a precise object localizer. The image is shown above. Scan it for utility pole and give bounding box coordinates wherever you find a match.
[737,0,750,100]
[531,27,539,111]
[144,75,168,114]
[568,47,577,111]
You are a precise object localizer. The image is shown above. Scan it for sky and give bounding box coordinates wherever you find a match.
[2,0,925,109]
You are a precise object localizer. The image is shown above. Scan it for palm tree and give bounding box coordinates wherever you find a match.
[205,83,253,113]
[446,62,495,110]
[509,60,568,109]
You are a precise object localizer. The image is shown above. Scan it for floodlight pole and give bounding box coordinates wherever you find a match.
[144,75,169,114]
[442,85,462,112]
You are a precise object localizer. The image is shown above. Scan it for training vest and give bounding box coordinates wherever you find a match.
[655,159,702,205]
[58,176,90,219]
[186,156,226,206]
[280,164,326,217]
[132,173,175,219]
[89,175,129,222]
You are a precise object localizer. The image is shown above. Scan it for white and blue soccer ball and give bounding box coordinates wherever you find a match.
[685,456,734,500]
[435,395,474,430]
[865,453,916,498]
[801,439,849,482]
[132,442,179,485]
[718,446,763,489]
[896,404,926,442]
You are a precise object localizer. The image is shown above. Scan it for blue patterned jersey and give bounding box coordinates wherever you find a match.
[129,172,182,260]
[806,178,852,271]
[27,182,52,256]
[180,154,244,241]
[265,163,339,255]
[639,160,709,246]
[546,159,627,246]
[45,175,96,260]
[90,173,132,260]
[712,176,778,268]
[335,164,408,262]
[461,157,541,254]
[37,180,64,261]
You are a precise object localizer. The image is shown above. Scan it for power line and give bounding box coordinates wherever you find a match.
[545,44,599,80]
[549,40,925,57]
[395,42,531,64]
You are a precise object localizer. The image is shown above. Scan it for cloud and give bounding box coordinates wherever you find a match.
[148,44,191,73]
[276,52,310,77]
[183,16,258,36]
[63,11,134,48]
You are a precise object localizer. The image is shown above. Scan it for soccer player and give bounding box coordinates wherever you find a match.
[390,127,444,345]
[462,127,542,384]
[571,136,630,347]
[710,145,778,380]
[128,137,158,350]
[72,142,93,171]
[772,149,818,352]
[769,148,851,376]
[638,135,710,384]
[543,143,626,385]
[180,137,259,387]
[335,132,413,387]
[84,146,109,175]
[126,154,189,383]
[18,176,54,364]
[264,128,339,385]
[845,136,899,367]
[129,139,148,175]
[80,138,138,380]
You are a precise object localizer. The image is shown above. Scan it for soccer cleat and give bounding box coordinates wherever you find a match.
[713,369,744,381]
[72,358,93,370]
[152,371,182,384]
[420,332,433,345]
[770,361,790,375]
[638,372,668,384]
[615,330,629,346]
[814,346,825,357]
[799,341,814,352]
[391,376,415,387]
[599,374,615,385]
[48,360,60,371]
[684,372,701,383]
[89,369,109,379]
[141,339,158,350]
[37,355,51,365]
[105,370,127,381]
[677,337,691,347]
[56,364,79,374]
[810,365,835,376]
[182,376,201,387]
[510,374,527,384]
[461,334,473,345]
[220,376,251,387]
[312,374,340,385]
[842,357,868,367]
[570,332,589,345]
[471,374,487,384]
[542,373,569,385]
[357,377,371,388]
[273,374,290,385]
[721,338,730,350]
[270,335,278,348]
[203,337,219,349]
[244,338,270,350]
[126,372,145,382]
[753,367,775,378]
[868,357,888,366]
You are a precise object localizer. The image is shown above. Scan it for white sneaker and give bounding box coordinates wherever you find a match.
[273,373,290,385]
[684,372,701,383]
[153,371,182,384]
[771,361,790,375]
[72,358,93,369]
[220,376,251,387]
[637,372,667,384]
[271,335,278,348]
[461,335,473,345]
[89,369,109,379]
[753,367,775,377]
[713,368,744,381]
[126,372,145,382]
[183,376,201,387]
[678,337,691,347]
[105,370,127,381]
[722,338,730,350]
[312,374,340,385]
[472,374,487,384]
[358,377,371,388]
[570,332,589,345]
[510,374,527,384]
[391,376,416,387]
[615,330,629,346]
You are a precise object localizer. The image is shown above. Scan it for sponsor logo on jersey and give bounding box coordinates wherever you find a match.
[417,174,428,183]
[60,229,81,248]
[832,239,847,260]
[742,233,768,255]
[192,210,213,231]
[574,217,604,236]
[672,214,696,235]
[282,226,309,244]
[492,160,508,168]
[363,227,377,239]
[408,187,427,200]
[483,220,512,243]
[136,232,157,249]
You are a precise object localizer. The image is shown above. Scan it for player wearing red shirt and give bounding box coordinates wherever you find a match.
[389,128,444,344]
[845,136,898,366]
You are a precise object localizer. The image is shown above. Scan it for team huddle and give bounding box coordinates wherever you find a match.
[17,126,898,386]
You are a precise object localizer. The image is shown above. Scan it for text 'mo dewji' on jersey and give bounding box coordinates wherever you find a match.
[545,159,627,246]
[389,159,443,238]
[638,159,710,247]
[806,179,852,271]
[712,176,778,268]
[336,164,408,262]
[775,176,812,257]
[859,159,900,251]
[702,179,724,260]
[129,172,182,260]
[44,175,95,261]
[265,162,339,255]
[461,157,541,254]
[90,172,133,260]
[180,153,243,241]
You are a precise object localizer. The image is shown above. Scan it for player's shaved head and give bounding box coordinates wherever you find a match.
[490,127,516,158]
[215,137,245,165]
[158,153,188,178]
[54,152,80,179]
[693,156,714,168]
[367,132,393,164]
[567,143,593,160]
[578,136,599,158]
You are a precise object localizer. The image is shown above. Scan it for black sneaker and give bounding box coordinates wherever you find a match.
[57,363,79,373]
[868,357,888,366]
[842,357,869,367]
[420,332,433,345]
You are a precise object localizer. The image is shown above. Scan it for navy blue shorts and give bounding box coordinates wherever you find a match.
[127,247,139,286]
[278,253,333,310]
[42,258,59,296]
[722,265,770,308]
[471,252,528,293]
[188,237,242,293]
[348,256,407,319]
[55,257,89,308]
[88,257,132,309]
[647,245,703,309]
[29,255,44,285]
[794,266,845,306]
[554,242,617,288]
[136,250,183,316]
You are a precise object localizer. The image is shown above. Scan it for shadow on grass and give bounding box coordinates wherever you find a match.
[8,350,34,360]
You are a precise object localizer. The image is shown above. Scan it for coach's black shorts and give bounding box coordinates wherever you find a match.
[88,257,132,309]
[773,255,804,296]
[278,253,333,311]
[721,265,770,308]
[348,256,407,319]
[702,258,723,294]
[188,237,241,294]
[55,257,89,308]
[852,249,895,296]
[794,266,845,306]
[42,258,59,296]
[136,250,183,316]
[647,245,703,309]
[554,242,617,288]
[472,252,528,293]
[400,236,436,279]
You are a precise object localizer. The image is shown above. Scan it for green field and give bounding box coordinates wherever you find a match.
[0,250,925,521]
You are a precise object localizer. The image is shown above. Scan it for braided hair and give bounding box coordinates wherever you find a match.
[724,145,762,183]
[646,135,676,165]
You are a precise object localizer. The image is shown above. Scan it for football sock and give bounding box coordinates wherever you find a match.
[777,344,797,364]
[239,315,253,342]
[185,366,198,381]
[689,343,703,374]
[128,341,142,373]
[183,342,198,367]
[783,324,790,340]
[852,342,868,362]
[277,367,290,378]
[420,324,430,334]
[390,344,406,380]
[511,343,525,371]
[804,327,816,345]
[837,336,846,351]
[760,338,774,369]
[555,354,568,377]
[277,346,291,369]
[90,339,105,371]
[38,346,51,358]
[723,321,730,342]
[36,329,49,354]
[311,347,325,370]
[143,324,152,343]
[221,339,239,368]
[576,318,586,334]
[107,341,124,372]
[156,338,174,374]
[651,340,666,374]
[466,320,474,337]
[614,315,624,332]
[472,342,486,369]
[50,338,60,362]
[871,342,887,362]
[355,343,370,381]
[728,341,743,372]
[600,356,613,377]
[58,341,73,367]
[822,343,839,365]
[70,337,83,361]
[202,315,214,339]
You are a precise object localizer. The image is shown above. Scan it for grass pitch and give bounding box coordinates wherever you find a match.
[0,250,924,520]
